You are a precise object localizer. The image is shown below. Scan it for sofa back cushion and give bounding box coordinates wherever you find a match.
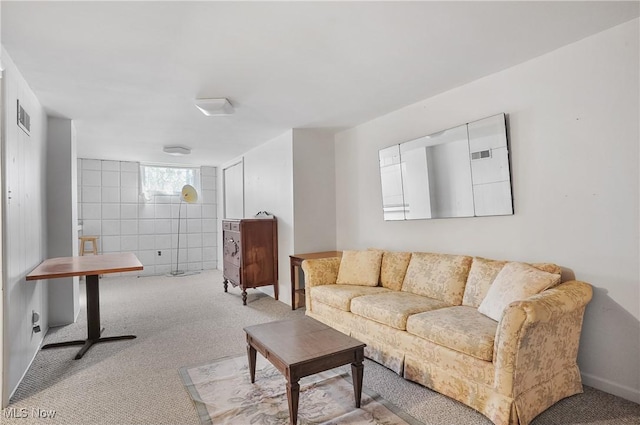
[401,252,473,305]
[462,257,563,308]
[380,251,412,291]
[462,257,507,307]
[336,250,383,287]
[477,262,561,321]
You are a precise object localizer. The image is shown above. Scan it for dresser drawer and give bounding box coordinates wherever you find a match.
[223,221,241,231]
[223,231,241,266]
[223,262,240,285]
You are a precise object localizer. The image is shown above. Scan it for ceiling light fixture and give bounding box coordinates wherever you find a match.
[195,98,234,116]
[163,145,191,156]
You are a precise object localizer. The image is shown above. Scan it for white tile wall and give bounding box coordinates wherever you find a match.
[121,187,138,203]
[82,187,101,203]
[121,204,138,219]
[121,220,138,235]
[83,204,101,220]
[121,172,138,188]
[102,204,120,219]
[155,204,171,219]
[155,219,171,234]
[83,159,101,170]
[102,220,120,235]
[101,161,120,172]
[121,235,138,251]
[82,219,101,236]
[102,170,120,187]
[83,170,101,186]
[102,187,120,203]
[78,160,218,276]
[139,220,155,234]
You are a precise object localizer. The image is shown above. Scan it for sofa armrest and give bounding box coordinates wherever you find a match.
[492,280,593,397]
[301,257,341,288]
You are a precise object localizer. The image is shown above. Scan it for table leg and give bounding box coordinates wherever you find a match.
[86,274,101,340]
[290,260,296,310]
[247,343,257,384]
[286,376,300,425]
[351,350,364,408]
[42,273,136,360]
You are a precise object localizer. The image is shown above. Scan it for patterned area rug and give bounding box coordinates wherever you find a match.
[179,354,424,425]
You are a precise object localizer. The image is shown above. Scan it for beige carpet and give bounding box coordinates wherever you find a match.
[6,269,640,425]
[180,354,423,425]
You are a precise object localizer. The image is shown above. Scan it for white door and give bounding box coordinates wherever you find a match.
[223,160,244,219]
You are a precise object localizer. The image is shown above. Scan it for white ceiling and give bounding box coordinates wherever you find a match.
[2,1,638,166]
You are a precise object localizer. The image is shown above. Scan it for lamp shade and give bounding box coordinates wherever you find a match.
[181,185,198,203]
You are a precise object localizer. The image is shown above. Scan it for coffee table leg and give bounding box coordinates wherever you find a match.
[247,343,257,384]
[286,377,300,425]
[351,350,364,408]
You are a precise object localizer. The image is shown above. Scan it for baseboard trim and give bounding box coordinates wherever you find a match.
[582,372,640,404]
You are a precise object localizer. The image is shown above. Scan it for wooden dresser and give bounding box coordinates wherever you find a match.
[222,218,278,305]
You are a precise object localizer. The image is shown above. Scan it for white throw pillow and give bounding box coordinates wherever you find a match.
[477,262,561,321]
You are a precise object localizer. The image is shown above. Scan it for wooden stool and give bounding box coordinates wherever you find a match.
[79,236,99,256]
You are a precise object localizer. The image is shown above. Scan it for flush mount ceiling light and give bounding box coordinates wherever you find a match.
[163,145,191,156]
[195,98,234,116]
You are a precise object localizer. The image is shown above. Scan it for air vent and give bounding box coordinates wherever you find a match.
[471,150,491,160]
[17,100,30,135]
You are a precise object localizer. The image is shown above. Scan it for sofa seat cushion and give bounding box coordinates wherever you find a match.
[351,292,450,331]
[310,285,390,311]
[406,306,498,361]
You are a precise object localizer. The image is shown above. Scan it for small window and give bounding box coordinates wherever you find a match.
[140,164,200,199]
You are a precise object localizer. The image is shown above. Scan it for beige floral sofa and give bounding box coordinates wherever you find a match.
[302,250,592,425]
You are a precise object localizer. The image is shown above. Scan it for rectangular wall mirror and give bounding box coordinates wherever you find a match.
[379,113,513,221]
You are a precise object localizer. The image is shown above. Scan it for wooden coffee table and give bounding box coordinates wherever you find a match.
[244,317,365,425]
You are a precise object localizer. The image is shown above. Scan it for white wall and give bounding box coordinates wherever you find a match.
[217,129,337,307]
[292,129,336,254]
[1,48,48,398]
[334,20,639,402]
[47,118,79,326]
[78,159,217,276]
[242,131,294,303]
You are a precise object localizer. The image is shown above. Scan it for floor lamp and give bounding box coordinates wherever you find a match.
[171,184,198,276]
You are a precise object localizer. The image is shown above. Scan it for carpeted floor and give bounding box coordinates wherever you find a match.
[6,270,640,424]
